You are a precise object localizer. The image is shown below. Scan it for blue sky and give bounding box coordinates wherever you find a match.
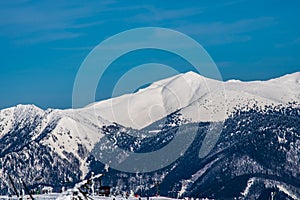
[0,0,300,109]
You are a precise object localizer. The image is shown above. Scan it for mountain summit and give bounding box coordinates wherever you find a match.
[84,71,300,129]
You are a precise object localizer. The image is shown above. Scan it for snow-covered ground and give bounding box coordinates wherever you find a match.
[0,194,183,200]
[0,193,59,200]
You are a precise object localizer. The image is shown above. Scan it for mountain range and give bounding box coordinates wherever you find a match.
[0,71,299,199]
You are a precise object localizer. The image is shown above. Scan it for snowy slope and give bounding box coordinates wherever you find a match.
[85,71,300,129]
[0,104,45,138]
[0,104,113,179]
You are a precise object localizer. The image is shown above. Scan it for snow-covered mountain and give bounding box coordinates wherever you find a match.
[86,71,300,129]
[0,71,299,199]
[1,71,299,134]
[1,72,298,167]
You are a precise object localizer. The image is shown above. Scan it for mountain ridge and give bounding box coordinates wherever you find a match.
[0,71,299,199]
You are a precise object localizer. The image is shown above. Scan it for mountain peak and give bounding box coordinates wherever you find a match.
[88,71,300,129]
[182,71,201,77]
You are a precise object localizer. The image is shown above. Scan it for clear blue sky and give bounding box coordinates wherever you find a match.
[0,0,299,109]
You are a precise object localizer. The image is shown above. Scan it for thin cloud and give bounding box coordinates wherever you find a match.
[127,6,204,23]
[220,0,247,7]
[178,17,276,35]
[20,32,83,44]
[53,46,95,51]
[0,1,115,43]
[175,17,276,45]
[275,37,300,48]
[218,56,300,72]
